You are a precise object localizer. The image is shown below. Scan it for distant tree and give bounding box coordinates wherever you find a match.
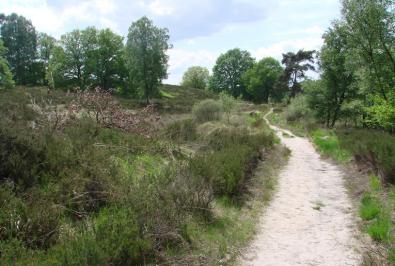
[38,33,56,86]
[242,57,283,103]
[280,49,315,98]
[0,13,38,85]
[209,48,254,98]
[126,16,171,104]
[0,40,14,89]
[90,29,126,90]
[181,66,209,90]
[50,29,87,89]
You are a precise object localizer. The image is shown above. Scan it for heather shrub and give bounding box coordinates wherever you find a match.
[337,129,395,183]
[164,118,196,141]
[192,99,223,123]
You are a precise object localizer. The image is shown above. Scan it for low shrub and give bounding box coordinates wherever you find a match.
[206,127,274,152]
[164,118,196,142]
[337,129,395,183]
[192,99,223,123]
[191,126,274,197]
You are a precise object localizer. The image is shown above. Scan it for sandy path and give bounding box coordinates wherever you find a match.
[240,109,362,266]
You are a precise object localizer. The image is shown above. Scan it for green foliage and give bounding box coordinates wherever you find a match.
[209,48,254,98]
[0,13,39,85]
[319,22,356,127]
[181,66,210,90]
[242,57,283,103]
[0,40,14,89]
[364,95,395,132]
[219,91,237,123]
[342,0,395,102]
[49,27,125,90]
[192,99,223,123]
[126,16,171,104]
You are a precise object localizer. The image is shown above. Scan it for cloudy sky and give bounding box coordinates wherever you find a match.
[1,0,341,84]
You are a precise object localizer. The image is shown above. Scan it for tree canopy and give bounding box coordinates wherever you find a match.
[181,66,210,90]
[242,57,283,103]
[0,13,38,85]
[209,48,254,98]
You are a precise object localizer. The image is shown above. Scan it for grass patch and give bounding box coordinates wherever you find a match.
[311,129,351,163]
[360,193,381,220]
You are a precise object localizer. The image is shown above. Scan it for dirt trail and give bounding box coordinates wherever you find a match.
[240,109,362,266]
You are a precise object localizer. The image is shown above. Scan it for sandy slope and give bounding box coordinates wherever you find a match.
[239,109,362,266]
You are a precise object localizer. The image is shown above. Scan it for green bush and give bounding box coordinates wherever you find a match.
[191,126,273,197]
[284,95,310,122]
[95,207,152,265]
[192,99,223,123]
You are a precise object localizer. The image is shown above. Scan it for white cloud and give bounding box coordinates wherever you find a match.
[0,0,120,37]
[147,0,174,16]
[253,37,323,61]
[166,48,217,84]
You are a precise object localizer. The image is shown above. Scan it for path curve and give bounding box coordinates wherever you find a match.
[240,109,362,266]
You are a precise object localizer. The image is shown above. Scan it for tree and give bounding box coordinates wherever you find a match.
[126,16,171,104]
[50,29,87,89]
[0,13,38,85]
[181,66,209,90]
[341,0,395,101]
[49,27,126,91]
[311,22,356,127]
[90,29,126,90]
[281,50,315,98]
[0,40,14,89]
[242,57,283,103]
[209,48,254,98]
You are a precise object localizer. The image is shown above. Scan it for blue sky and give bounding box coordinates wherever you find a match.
[1,0,341,84]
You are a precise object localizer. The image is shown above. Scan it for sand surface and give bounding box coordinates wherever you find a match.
[239,109,362,266]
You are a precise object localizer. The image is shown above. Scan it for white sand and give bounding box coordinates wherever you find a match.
[240,109,362,266]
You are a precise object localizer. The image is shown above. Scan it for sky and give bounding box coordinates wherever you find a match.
[0,0,341,84]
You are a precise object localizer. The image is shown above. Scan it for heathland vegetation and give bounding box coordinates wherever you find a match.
[0,0,394,264]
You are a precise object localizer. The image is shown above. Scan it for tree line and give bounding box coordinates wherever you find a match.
[0,12,317,105]
[182,49,315,104]
[0,14,170,103]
